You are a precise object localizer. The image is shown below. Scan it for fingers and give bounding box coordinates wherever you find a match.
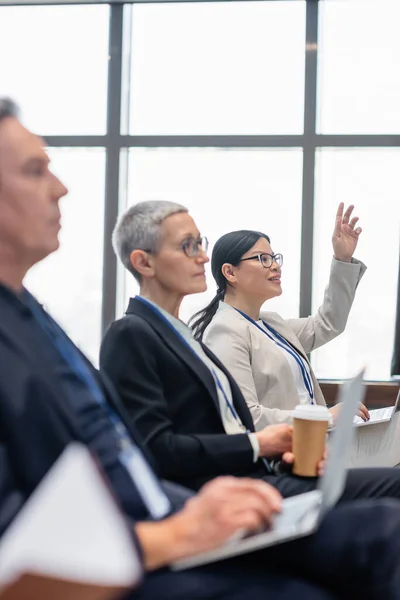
[348,215,361,236]
[234,508,271,533]
[282,451,294,464]
[228,478,283,513]
[349,216,359,229]
[333,204,357,238]
[329,403,341,421]
[270,423,293,435]
[333,203,344,238]
[283,452,325,475]
[280,424,293,447]
[335,202,344,220]
[207,482,282,532]
[227,490,279,524]
[317,448,328,475]
[257,423,293,457]
[357,403,370,421]
[278,424,293,440]
[204,477,282,512]
[342,204,354,224]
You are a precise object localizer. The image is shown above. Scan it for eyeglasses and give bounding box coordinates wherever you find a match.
[143,236,209,258]
[181,236,209,258]
[239,252,283,269]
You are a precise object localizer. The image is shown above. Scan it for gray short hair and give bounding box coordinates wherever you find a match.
[0,98,19,124]
[113,200,188,281]
[0,99,19,187]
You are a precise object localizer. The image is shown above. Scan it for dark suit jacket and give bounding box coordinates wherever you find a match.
[100,298,268,491]
[0,286,189,539]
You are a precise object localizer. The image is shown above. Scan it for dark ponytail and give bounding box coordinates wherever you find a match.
[189,230,270,340]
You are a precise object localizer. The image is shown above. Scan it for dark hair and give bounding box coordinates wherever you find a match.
[0,98,19,125]
[189,230,270,340]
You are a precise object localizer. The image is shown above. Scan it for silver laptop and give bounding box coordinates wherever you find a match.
[172,370,365,570]
[353,386,400,427]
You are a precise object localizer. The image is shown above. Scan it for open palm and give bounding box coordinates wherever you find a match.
[332,203,362,262]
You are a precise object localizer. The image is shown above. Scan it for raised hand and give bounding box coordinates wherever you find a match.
[332,203,362,262]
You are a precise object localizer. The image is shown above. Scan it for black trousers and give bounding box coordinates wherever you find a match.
[130,498,400,600]
[131,569,336,600]
[264,466,400,501]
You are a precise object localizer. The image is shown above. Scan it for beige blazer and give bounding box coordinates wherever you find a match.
[203,257,367,430]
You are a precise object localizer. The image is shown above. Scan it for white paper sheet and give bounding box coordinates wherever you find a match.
[0,444,142,590]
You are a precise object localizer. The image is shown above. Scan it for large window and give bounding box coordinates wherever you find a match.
[129,1,306,135]
[1,0,399,382]
[317,0,400,134]
[311,0,400,380]
[312,149,400,381]
[119,0,307,324]
[0,4,109,361]
[118,148,303,322]
[0,5,109,135]
[24,149,106,365]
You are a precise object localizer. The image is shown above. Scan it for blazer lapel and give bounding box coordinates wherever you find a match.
[97,369,160,471]
[126,298,225,417]
[200,343,255,433]
[0,302,83,440]
[261,312,310,363]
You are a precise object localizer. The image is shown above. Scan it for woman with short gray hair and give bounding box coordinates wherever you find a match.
[113,200,188,281]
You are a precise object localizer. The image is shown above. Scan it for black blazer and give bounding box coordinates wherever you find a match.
[100,298,267,491]
[0,287,187,538]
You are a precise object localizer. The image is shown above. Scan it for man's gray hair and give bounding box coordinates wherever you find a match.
[113,200,188,281]
[0,98,19,124]
[0,99,19,187]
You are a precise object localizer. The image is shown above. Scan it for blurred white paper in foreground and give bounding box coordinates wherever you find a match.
[0,443,142,600]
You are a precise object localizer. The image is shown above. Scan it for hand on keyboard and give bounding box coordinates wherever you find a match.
[334,402,370,424]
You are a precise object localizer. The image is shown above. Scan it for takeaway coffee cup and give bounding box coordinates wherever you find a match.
[291,405,332,477]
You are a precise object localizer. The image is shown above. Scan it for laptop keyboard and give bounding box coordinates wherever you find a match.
[272,490,321,532]
[353,406,394,425]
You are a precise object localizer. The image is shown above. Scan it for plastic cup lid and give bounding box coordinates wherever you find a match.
[291,404,332,424]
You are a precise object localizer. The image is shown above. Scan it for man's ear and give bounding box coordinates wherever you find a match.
[221,263,236,284]
[130,249,155,279]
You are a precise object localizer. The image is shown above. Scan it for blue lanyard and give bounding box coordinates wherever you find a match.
[26,293,137,447]
[211,368,246,428]
[136,297,274,474]
[26,294,172,518]
[211,369,273,475]
[233,308,314,403]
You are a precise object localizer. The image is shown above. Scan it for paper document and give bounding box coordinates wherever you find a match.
[0,444,142,600]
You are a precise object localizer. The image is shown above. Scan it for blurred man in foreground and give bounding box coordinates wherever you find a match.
[1,98,400,600]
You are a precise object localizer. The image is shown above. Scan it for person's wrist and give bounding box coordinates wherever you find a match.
[163,510,201,561]
[255,431,268,456]
[333,254,352,263]
[135,513,196,569]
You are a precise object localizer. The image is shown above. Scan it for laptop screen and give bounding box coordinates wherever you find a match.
[318,371,366,515]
